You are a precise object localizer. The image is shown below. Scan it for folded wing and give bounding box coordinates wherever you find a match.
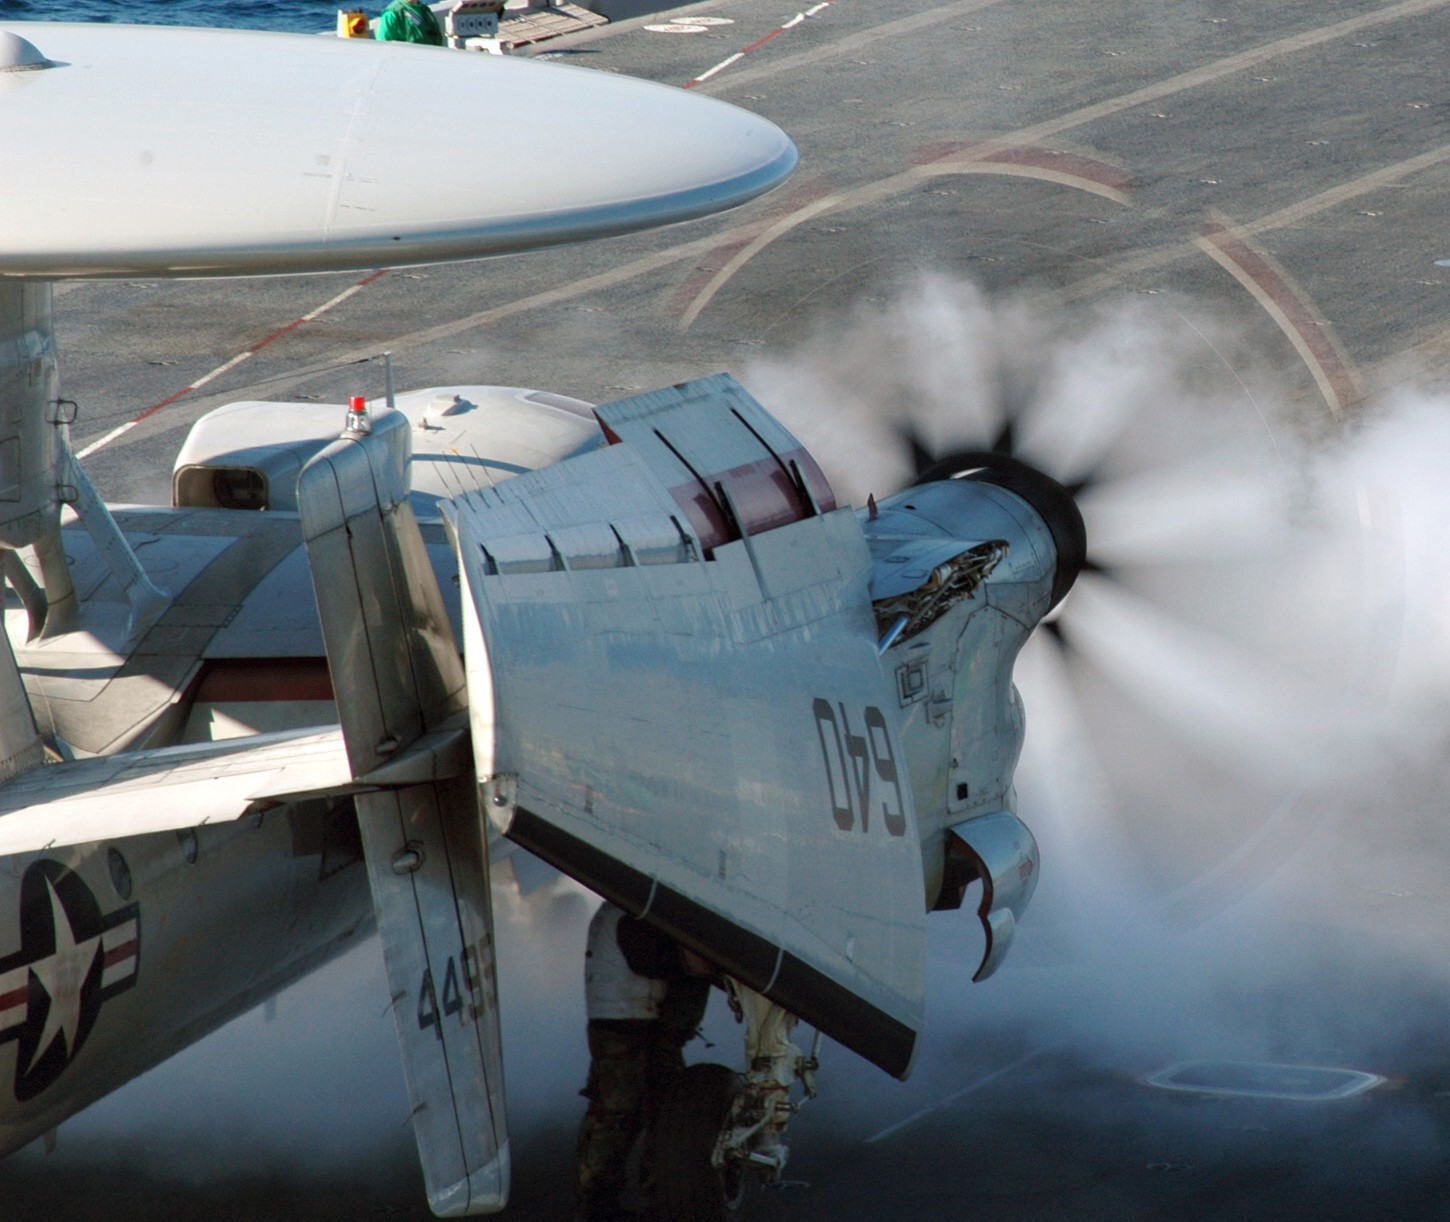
[450,375,926,1079]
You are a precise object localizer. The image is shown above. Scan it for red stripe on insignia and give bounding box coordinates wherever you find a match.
[103,940,138,969]
[0,985,27,1013]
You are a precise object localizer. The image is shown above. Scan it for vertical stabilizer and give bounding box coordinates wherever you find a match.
[0,625,42,785]
[0,282,77,633]
[0,286,50,775]
[0,283,168,641]
[298,408,508,1216]
[0,282,62,550]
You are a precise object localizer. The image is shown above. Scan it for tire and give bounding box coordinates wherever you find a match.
[650,1061,746,1220]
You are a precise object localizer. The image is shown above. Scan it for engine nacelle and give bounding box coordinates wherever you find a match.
[862,468,1082,977]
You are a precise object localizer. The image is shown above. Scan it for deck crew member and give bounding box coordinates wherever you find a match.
[374,0,445,44]
[575,901,713,1221]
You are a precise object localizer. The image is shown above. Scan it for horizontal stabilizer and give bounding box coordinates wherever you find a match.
[0,727,349,857]
[451,376,926,1079]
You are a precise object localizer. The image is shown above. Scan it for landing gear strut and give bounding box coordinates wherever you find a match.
[651,980,819,1218]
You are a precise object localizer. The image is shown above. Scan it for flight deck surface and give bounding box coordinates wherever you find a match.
[13,0,1450,1217]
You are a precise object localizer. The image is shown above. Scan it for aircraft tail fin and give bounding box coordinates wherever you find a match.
[0,612,43,784]
[298,408,509,1216]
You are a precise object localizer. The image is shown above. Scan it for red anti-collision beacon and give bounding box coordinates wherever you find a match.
[344,394,371,435]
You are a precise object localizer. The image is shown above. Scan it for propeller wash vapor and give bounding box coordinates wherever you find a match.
[744,272,1425,923]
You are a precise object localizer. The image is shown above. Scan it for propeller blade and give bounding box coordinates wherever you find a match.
[1076,454,1298,569]
[1055,572,1373,785]
[1009,329,1160,483]
[1014,633,1118,861]
[903,426,937,479]
[1010,632,1129,950]
[990,419,1017,457]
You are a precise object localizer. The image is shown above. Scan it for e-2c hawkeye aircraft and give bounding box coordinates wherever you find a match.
[0,22,1077,1217]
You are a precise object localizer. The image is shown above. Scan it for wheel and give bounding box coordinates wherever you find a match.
[649,1061,746,1220]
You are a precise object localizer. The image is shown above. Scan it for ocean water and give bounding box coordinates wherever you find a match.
[1,0,353,34]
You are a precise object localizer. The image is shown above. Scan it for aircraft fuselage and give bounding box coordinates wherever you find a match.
[0,801,370,1154]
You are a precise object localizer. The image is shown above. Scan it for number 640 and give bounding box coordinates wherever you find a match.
[812,698,907,837]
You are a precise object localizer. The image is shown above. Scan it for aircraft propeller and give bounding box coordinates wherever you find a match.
[876,301,1393,921]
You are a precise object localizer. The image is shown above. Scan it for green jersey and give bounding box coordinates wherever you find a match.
[374,0,445,44]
